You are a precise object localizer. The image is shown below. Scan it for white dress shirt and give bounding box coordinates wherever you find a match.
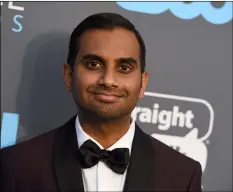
[75,115,135,192]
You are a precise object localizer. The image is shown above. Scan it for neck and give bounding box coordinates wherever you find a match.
[78,113,131,149]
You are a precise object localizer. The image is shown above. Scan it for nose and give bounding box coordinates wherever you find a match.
[98,66,118,88]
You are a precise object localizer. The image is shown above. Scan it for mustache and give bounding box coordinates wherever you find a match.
[88,87,126,97]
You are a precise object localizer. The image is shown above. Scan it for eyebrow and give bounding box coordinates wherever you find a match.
[81,54,105,64]
[80,53,138,65]
[118,57,137,65]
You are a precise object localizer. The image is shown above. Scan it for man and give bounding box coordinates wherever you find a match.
[1,13,202,192]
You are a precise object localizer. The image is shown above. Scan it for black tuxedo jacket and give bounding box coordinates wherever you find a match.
[1,116,202,192]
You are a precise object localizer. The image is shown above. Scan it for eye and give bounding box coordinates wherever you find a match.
[86,61,101,69]
[118,64,132,73]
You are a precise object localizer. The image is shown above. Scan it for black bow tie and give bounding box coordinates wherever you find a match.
[77,139,130,174]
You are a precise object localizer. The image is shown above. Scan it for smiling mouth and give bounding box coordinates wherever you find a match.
[91,92,122,103]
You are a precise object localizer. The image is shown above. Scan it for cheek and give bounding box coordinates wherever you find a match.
[72,69,98,93]
[123,79,141,97]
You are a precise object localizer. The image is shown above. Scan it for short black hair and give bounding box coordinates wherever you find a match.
[67,12,146,73]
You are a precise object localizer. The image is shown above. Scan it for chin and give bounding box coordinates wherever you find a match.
[92,107,132,121]
[76,99,134,120]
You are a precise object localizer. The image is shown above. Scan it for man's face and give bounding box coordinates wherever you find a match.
[64,27,148,120]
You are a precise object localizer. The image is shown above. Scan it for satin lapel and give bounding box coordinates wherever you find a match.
[123,124,155,191]
[53,116,84,192]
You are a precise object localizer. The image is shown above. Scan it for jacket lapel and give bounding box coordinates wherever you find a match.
[123,124,156,191]
[53,115,84,192]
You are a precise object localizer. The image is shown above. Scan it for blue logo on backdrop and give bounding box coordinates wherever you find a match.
[116,2,233,25]
[0,2,24,32]
[1,113,19,148]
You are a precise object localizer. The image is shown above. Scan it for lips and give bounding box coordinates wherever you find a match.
[91,92,122,103]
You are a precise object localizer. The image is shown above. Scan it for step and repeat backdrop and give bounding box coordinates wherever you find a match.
[1,2,232,191]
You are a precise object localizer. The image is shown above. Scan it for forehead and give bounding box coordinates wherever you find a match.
[77,27,140,60]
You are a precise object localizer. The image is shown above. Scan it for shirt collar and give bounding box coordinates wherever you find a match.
[75,114,135,154]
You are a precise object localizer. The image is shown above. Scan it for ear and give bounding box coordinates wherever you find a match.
[139,72,148,99]
[63,63,73,92]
